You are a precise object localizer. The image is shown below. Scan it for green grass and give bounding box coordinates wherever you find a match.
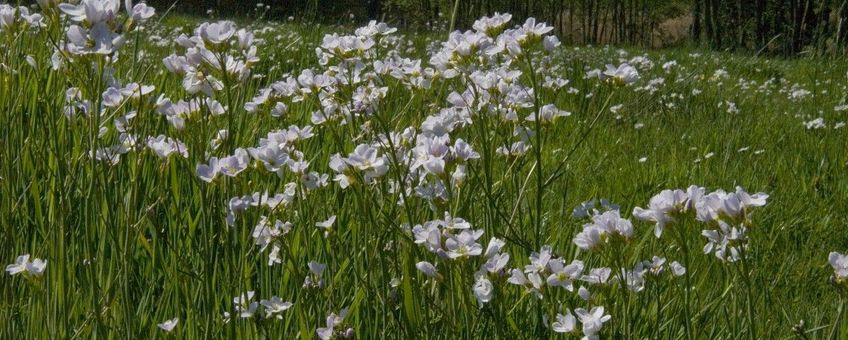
[1,6,847,339]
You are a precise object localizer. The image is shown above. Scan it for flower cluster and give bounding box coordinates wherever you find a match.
[224,291,293,321]
[0,4,44,34]
[58,0,154,56]
[163,20,258,96]
[633,186,768,262]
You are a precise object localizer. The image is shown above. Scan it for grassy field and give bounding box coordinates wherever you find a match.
[1,4,848,339]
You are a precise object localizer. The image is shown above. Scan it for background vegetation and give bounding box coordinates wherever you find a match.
[146,0,848,56]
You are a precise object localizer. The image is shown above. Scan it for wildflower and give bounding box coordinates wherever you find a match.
[315,215,336,237]
[472,13,512,37]
[695,187,768,223]
[701,220,747,262]
[602,63,639,84]
[416,261,439,279]
[830,252,848,284]
[525,104,570,123]
[196,158,219,182]
[412,223,443,253]
[344,144,389,180]
[574,210,633,250]
[6,254,47,277]
[578,286,592,301]
[5,255,29,275]
[198,21,236,45]
[233,291,258,318]
[438,212,471,230]
[445,229,484,259]
[147,135,188,159]
[128,1,155,22]
[317,308,349,340]
[507,269,544,299]
[632,189,689,237]
[552,310,577,333]
[26,258,47,277]
[260,296,293,319]
[483,238,505,259]
[304,261,326,289]
[525,246,552,273]
[581,267,612,285]
[251,217,289,250]
[670,261,686,276]
[59,0,120,24]
[520,17,554,38]
[472,276,494,307]
[102,87,123,108]
[575,306,611,337]
[481,253,510,274]
[546,259,583,291]
[157,318,178,332]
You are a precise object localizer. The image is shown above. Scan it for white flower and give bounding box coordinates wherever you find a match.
[670,261,686,276]
[102,87,123,107]
[196,158,219,182]
[198,21,236,44]
[260,296,293,319]
[6,254,46,277]
[578,210,633,246]
[251,217,289,250]
[304,261,327,288]
[575,306,611,337]
[483,238,505,259]
[552,310,577,333]
[5,254,29,275]
[633,189,689,237]
[129,2,155,22]
[482,253,510,274]
[521,17,553,37]
[507,269,544,299]
[525,245,552,273]
[218,149,250,178]
[147,135,188,159]
[445,229,484,259]
[59,0,120,24]
[526,104,570,122]
[602,63,639,84]
[472,276,493,307]
[701,221,747,262]
[233,291,258,318]
[315,215,336,237]
[546,259,583,291]
[472,12,512,36]
[830,252,848,282]
[157,318,178,332]
[26,258,47,276]
[416,261,438,278]
[578,286,592,301]
[581,267,612,285]
[573,227,603,251]
[316,308,348,340]
[344,144,389,180]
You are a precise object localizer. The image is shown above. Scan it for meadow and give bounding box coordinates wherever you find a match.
[1,2,848,339]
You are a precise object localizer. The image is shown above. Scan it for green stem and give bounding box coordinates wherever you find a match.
[740,247,756,340]
[828,294,845,340]
[675,224,694,339]
[448,0,460,35]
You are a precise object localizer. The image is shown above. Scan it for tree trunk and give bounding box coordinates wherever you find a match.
[692,0,703,43]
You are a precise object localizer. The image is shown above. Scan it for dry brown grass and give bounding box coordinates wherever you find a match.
[555,11,692,48]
